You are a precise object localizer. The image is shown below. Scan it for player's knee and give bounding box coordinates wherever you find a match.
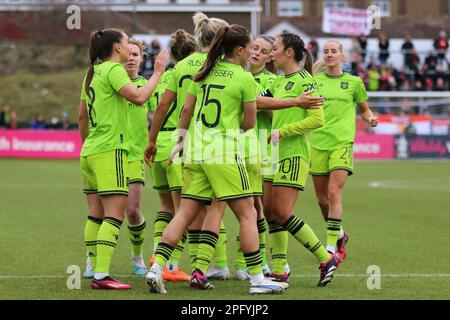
[254,199,263,215]
[317,198,329,211]
[159,196,175,213]
[270,206,290,225]
[263,209,272,221]
[126,205,141,220]
[274,215,290,226]
[161,226,183,246]
[161,233,177,246]
[263,200,272,216]
[328,186,342,204]
[236,206,257,225]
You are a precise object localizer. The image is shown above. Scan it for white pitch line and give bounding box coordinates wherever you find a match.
[0,275,66,279]
[1,274,450,280]
[368,180,450,192]
[0,184,79,189]
[291,274,450,278]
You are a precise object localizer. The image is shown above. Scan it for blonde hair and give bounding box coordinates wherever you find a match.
[312,59,327,75]
[129,38,147,58]
[194,24,251,82]
[326,39,344,52]
[192,12,229,50]
[312,39,344,75]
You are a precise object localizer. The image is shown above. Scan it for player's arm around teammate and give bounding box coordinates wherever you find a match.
[264,32,340,287]
[252,36,323,112]
[79,28,168,290]
[309,40,378,259]
[146,25,288,295]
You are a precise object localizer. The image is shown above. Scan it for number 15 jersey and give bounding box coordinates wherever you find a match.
[187,60,256,162]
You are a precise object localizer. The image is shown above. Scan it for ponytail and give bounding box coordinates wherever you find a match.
[85,28,124,98]
[312,58,327,75]
[194,24,250,82]
[303,48,313,75]
[85,31,101,99]
[192,12,229,49]
[194,24,251,82]
[85,65,95,100]
[194,26,228,82]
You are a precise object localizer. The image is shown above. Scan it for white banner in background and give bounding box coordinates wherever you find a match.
[322,7,371,36]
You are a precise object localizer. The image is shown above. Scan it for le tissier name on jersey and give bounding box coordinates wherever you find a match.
[211,69,234,79]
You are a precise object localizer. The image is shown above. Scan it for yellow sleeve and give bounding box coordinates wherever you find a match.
[279,108,324,137]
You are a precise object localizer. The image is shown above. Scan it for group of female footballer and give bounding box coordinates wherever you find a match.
[78,12,378,295]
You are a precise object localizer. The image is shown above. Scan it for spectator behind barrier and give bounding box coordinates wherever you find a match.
[0,105,11,128]
[31,115,46,130]
[434,30,449,60]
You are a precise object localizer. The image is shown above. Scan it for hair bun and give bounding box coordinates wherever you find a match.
[176,30,186,40]
[193,12,209,27]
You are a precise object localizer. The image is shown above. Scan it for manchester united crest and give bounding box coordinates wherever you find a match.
[285,81,294,91]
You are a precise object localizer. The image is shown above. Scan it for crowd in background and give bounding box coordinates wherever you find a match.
[341,30,449,92]
[142,31,450,92]
[0,106,74,130]
[1,31,449,130]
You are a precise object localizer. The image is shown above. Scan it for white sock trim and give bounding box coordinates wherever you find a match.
[326,245,336,254]
[338,228,345,240]
[94,272,109,280]
[250,273,265,284]
[151,263,163,276]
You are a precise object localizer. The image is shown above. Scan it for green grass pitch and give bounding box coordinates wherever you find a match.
[1,158,449,300]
